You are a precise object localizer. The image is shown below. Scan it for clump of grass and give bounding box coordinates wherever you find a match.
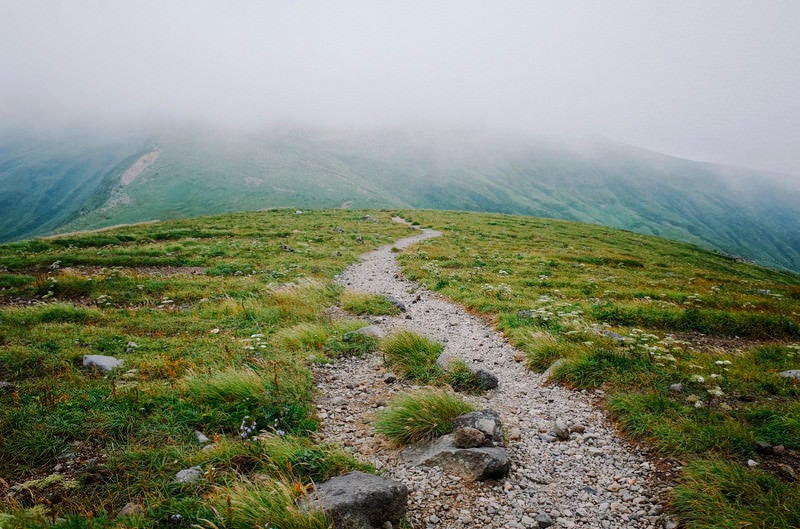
[216,480,331,529]
[341,290,401,316]
[382,331,443,383]
[552,347,664,391]
[442,359,484,394]
[523,333,585,372]
[671,459,800,529]
[267,280,341,322]
[374,389,475,445]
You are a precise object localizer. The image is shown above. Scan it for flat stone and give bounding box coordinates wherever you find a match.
[385,295,406,312]
[669,383,684,393]
[778,370,800,380]
[403,434,510,481]
[536,512,554,528]
[194,431,211,444]
[82,354,123,372]
[300,471,407,529]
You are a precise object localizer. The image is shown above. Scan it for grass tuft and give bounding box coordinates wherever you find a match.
[374,389,475,445]
[341,290,401,316]
[381,331,443,383]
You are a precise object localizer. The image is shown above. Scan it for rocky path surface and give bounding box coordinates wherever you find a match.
[313,222,669,529]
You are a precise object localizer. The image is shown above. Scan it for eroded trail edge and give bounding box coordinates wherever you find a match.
[313,223,667,529]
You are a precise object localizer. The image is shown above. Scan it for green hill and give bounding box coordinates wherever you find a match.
[2,126,799,271]
[0,209,798,528]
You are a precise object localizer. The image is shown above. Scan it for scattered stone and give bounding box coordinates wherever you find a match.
[385,295,406,312]
[773,444,785,455]
[669,383,684,393]
[454,427,486,449]
[535,512,554,528]
[570,424,586,434]
[541,359,565,380]
[601,330,628,345]
[452,409,503,445]
[210,328,220,334]
[475,369,499,390]
[82,354,123,373]
[194,431,211,445]
[553,418,570,441]
[117,502,144,518]
[357,325,386,339]
[755,440,773,453]
[125,341,139,353]
[663,517,680,529]
[507,427,522,441]
[747,459,759,467]
[281,243,294,252]
[778,369,800,381]
[776,463,797,481]
[174,466,203,484]
[383,372,396,384]
[301,471,407,529]
[0,381,14,392]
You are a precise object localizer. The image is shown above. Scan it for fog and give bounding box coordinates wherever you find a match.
[2,1,799,177]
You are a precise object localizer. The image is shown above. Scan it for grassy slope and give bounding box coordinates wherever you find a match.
[0,210,410,528]
[0,133,149,241]
[399,210,800,529]
[2,208,799,528]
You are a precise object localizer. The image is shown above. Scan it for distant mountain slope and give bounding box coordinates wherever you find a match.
[2,126,799,272]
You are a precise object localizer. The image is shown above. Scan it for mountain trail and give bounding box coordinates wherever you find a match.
[313,220,668,529]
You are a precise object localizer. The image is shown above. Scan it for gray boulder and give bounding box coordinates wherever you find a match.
[384,295,406,312]
[83,355,123,373]
[779,370,800,381]
[474,369,499,390]
[301,471,407,529]
[403,433,510,481]
[452,409,503,446]
[174,466,203,484]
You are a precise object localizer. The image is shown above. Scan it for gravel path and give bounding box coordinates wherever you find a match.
[313,222,669,529]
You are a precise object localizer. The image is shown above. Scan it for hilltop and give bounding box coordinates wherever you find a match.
[2,126,800,272]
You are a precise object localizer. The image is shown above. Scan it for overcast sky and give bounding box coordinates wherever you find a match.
[1,1,798,176]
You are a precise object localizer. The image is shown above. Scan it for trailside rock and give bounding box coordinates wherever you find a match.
[403,434,510,481]
[541,358,565,380]
[553,418,570,441]
[385,295,406,312]
[452,409,503,446]
[82,355,123,373]
[301,471,407,529]
[474,369,499,390]
[779,369,800,381]
[454,427,485,449]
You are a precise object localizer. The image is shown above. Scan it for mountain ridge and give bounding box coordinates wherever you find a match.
[2,126,799,271]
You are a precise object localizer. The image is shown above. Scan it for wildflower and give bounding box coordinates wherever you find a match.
[707,386,725,397]
[715,360,732,366]
[692,375,705,383]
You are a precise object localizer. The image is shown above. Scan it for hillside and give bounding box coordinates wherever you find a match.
[2,127,800,271]
[0,209,798,528]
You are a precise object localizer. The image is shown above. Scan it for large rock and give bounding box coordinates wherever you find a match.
[301,471,407,529]
[452,409,503,446]
[474,369,499,390]
[82,355,123,373]
[403,433,510,481]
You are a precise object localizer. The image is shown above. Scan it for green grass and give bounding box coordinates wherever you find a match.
[0,209,409,527]
[374,389,475,445]
[381,331,443,383]
[341,291,401,316]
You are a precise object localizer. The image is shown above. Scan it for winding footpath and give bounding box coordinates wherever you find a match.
[313,222,669,529]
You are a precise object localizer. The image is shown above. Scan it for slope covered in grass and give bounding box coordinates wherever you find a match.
[398,210,800,529]
[0,209,410,528]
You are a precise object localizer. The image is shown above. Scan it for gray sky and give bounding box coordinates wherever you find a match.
[2,1,799,176]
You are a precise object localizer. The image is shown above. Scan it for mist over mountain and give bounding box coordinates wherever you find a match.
[2,125,799,272]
